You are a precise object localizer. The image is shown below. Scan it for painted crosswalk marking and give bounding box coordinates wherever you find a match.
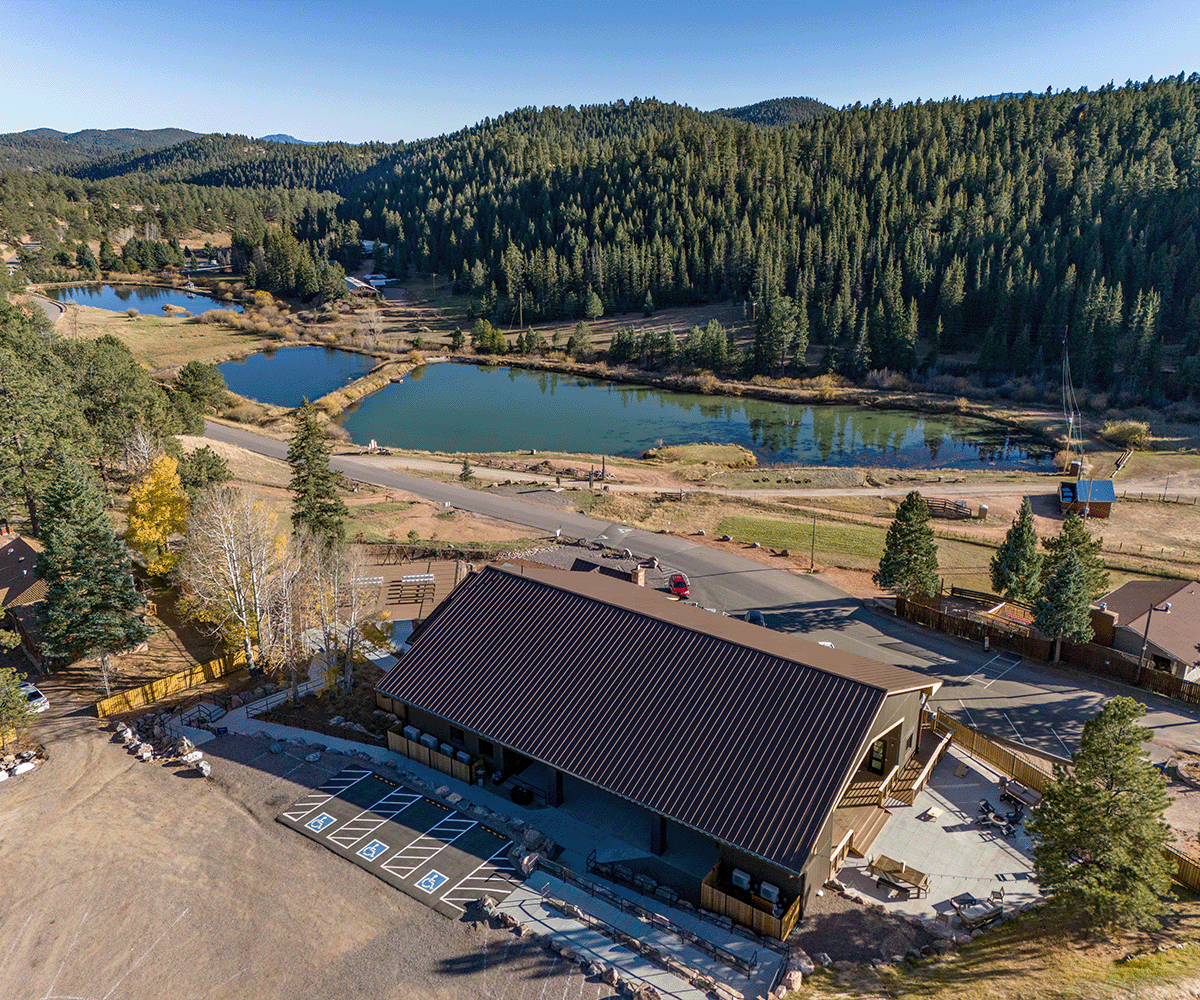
[280,767,372,823]
[379,814,477,880]
[326,789,422,848]
[439,845,521,913]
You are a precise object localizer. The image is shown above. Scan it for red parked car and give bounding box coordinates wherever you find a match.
[668,572,690,598]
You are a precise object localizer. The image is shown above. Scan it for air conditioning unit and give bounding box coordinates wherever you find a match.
[759,881,780,904]
[731,869,752,892]
[439,742,454,758]
[456,750,471,765]
[402,725,420,742]
[419,733,438,750]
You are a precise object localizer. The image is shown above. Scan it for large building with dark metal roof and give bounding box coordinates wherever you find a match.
[375,564,943,933]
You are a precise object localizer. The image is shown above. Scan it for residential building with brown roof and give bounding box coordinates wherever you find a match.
[1099,578,1200,681]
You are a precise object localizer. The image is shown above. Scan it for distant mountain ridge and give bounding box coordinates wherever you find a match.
[257,134,319,144]
[709,96,833,127]
[0,126,198,171]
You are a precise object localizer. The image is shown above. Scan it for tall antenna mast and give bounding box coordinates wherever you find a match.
[1062,332,1084,479]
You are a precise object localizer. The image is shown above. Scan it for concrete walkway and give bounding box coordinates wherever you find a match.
[521,871,783,999]
[498,884,707,1000]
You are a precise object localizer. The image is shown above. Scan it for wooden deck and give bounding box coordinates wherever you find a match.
[831,736,947,863]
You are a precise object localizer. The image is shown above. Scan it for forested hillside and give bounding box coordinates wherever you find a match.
[710,97,833,127]
[3,79,1199,402]
[0,127,197,172]
[348,80,1200,400]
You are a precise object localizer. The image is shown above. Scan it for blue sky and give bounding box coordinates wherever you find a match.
[3,0,1197,142]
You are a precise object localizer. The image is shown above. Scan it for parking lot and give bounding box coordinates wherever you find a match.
[278,768,521,917]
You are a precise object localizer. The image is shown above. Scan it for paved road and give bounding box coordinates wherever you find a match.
[206,420,1200,761]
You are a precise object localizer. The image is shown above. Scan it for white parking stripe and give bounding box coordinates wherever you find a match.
[327,789,422,847]
[280,768,374,822]
[440,845,521,911]
[379,815,478,879]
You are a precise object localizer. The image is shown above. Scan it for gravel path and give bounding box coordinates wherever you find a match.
[791,889,936,964]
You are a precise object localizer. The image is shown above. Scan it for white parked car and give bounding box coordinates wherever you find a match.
[19,681,49,714]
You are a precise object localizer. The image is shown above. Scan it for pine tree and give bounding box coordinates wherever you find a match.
[1034,549,1095,660]
[287,400,349,543]
[873,491,939,597]
[1028,697,1173,930]
[1042,514,1109,600]
[36,464,153,696]
[460,456,474,481]
[990,497,1043,601]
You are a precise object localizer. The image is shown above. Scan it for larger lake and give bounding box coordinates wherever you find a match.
[45,283,242,316]
[334,362,1049,469]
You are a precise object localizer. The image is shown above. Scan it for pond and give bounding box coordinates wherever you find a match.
[331,362,1050,469]
[218,345,381,409]
[44,283,242,316]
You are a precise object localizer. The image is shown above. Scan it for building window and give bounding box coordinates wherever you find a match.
[478,738,495,758]
[449,726,465,745]
[906,733,913,750]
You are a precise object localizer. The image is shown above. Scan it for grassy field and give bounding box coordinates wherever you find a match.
[799,897,1200,1000]
[67,302,274,370]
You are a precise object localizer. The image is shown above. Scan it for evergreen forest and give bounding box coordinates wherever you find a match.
[2,76,1199,401]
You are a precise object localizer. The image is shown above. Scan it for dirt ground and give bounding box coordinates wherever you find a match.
[0,685,610,1000]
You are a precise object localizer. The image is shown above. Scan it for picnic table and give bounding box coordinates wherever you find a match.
[868,854,930,898]
[952,893,1003,929]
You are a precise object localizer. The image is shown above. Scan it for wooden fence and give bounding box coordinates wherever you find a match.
[700,863,803,941]
[95,651,246,717]
[1164,845,1200,893]
[896,595,1200,706]
[386,728,478,784]
[926,710,1063,793]
[950,587,1034,615]
[926,497,974,519]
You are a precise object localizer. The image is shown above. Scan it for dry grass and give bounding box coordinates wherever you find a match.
[797,896,1200,1000]
[176,435,292,488]
[68,302,275,369]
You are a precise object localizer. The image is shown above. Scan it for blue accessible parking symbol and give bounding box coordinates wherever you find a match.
[306,813,336,833]
[415,869,449,894]
[357,840,389,862]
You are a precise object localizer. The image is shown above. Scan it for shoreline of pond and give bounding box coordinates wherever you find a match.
[303,350,1064,456]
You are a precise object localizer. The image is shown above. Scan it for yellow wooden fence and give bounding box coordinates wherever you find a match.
[386,728,477,784]
[95,651,246,717]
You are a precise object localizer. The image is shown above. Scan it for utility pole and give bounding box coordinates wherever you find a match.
[810,512,817,572]
[1139,602,1171,674]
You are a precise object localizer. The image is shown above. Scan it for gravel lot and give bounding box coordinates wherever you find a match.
[0,692,609,1000]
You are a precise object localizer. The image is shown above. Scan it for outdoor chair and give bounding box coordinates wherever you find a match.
[978,799,996,815]
[990,888,1005,903]
[1006,805,1024,824]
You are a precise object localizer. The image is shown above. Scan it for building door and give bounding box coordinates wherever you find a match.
[867,738,886,775]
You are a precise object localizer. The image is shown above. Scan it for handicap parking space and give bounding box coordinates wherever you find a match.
[278,768,521,918]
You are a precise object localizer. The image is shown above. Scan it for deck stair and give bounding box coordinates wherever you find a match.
[846,805,892,857]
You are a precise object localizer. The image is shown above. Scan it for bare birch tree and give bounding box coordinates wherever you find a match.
[176,487,288,672]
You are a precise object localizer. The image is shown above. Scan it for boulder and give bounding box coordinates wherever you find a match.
[790,950,815,975]
[601,966,620,986]
[824,877,845,892]
[781,970,803,991]
[305,752,322,763]
[906,948,923,962]
[583,961,605,978]
[434,785,450,797]
[814,952,832,968]
[446,792,463,805]
[932,939,956,955]
[522,827,544,850]
[328,716,344,726]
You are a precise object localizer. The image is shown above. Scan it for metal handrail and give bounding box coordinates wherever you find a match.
[543,855,757,976]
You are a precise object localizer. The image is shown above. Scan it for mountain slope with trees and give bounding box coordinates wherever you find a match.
[709,96,833,127]
[0,127,197,172]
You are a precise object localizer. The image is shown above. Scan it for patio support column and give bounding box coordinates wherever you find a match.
[546,769,563,806]
[650,815,667,856]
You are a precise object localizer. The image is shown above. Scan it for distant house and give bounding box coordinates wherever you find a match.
[343,276,378,298]
[375,565,943,936]
[1059,478,1116,518]
[0,534,46,664]
[1097,579,1200,681]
